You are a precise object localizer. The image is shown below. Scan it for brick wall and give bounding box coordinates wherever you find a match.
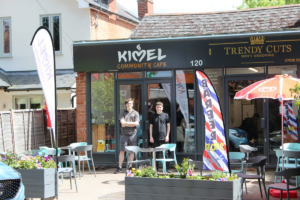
[76,8,138,143]
[90,9,137,40]
[76,72,87,142]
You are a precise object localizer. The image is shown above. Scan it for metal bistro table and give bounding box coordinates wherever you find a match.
[139,147,168,171]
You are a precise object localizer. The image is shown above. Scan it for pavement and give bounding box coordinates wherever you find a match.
[41,168,300,200]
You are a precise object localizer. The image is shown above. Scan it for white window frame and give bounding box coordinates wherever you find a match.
[0,17,12,57]
[13,95,44,110]
[40,14,62,55]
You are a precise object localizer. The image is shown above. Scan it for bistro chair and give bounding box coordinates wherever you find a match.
[267,168,300,200]
[238,156,267,198]
[156,144,178,174]
[275,150,300,187]
[228,152,248,193]
[188,159,203,176]
[72,145,96,179]
[56,155,78,192]
[105,139,115,152]
[125,146,151,174]
[69,142,91,174]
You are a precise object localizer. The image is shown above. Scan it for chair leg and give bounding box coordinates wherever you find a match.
[258,179,263,198]
[86,158,91,173]
[91,159,96,177]
[267,187,270,200]
[287,187,290,200]
[244,179,247,194]
[82,161,85,176]
[78,159,81,180]
[280,190,282,200]
[262,178,267,198]
[72,168,78,192]
[70,172,72,189]
[274,162,278,183]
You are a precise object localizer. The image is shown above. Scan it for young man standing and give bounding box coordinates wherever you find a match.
[149,102,171,172]
[114,98,140,174]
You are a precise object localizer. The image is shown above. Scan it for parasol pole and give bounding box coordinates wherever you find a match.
[281,98,284,170]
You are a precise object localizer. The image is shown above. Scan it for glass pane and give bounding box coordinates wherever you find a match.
[117,72,143,79]
[204,68,224,110]
[42,17,49,28]
[3,19,10,54]
[268,65,298,151]
[146,71,172,78]
[91,73,115,153]
[119,84,142,156]
[228,79,264,157]
[147,83,171,150]
[30,97,41,109]
[226,67,264,75]
[15,98,26,109]
[53,16,60,51]
[175,70,195,153]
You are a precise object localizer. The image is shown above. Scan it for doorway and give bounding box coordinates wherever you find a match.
[116,80,172,160]
[225,75,267,158]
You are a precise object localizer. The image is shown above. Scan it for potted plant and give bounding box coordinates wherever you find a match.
[125,158,243,200]
[2,151,56,199]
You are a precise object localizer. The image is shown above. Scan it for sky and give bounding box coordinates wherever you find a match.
[117,0,244,16]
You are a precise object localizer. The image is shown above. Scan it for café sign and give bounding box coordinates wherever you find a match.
[74,32,300,72]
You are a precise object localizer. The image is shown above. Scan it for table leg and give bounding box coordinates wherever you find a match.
[153,152,156,171]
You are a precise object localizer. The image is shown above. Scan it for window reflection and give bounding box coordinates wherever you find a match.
[91,73,115,153]
[175,70,195,153]
[3,19,10,54]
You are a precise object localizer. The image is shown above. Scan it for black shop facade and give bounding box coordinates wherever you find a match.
[73,30,300,167]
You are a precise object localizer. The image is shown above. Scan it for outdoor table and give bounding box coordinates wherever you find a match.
[23,149,65,156]
[139,147,168,171]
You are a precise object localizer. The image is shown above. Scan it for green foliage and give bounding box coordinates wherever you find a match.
[1,151,56,169]
[174,158,194,178]
[91,74,123,125]
[290,82,300,109]
[134,166,157,178]
[1,151,20,168]
[236,0,300,9]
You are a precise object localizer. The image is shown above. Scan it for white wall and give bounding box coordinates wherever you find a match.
[0,0,91,71]
[0,90,72,111]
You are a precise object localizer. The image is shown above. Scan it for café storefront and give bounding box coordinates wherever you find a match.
[74,30,300,167]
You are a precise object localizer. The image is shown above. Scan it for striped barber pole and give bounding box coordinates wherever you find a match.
[283,101,298,140]
[196,71,229,172]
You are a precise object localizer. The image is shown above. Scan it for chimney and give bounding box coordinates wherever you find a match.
[108,0,117,13]
[138,0,153,19]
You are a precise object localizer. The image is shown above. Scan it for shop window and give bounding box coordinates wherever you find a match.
[40,14,61,53]
[226,67,265,75]
[146,71,172,78]
[175,70,195,153]
[91,73,115,153]
[117,72,143,79]
[268,65,299,151]
[0,17,11,57]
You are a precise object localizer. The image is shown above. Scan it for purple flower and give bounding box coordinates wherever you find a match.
[3,157,6,161]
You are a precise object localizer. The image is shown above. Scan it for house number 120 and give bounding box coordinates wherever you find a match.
[190,60,203,66]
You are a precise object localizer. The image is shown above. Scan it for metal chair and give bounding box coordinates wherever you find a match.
[105,139,115,152]
[267,168,300,200]
[275,150,300,187]
[188,160,203,176]
[57,155,78,192]
[125,146,151,173]
[238,156,267,198]
[72,145,96,179]
[69,142,91,174]
[228,152,248,193]
[156,143,178,174]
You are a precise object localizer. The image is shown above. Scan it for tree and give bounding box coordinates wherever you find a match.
[237,0,300,9]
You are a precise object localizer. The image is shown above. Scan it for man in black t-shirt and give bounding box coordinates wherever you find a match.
[149,102,171,172]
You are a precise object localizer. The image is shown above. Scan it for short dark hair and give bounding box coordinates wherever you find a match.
[125,98,134,105]
[156,102,163,107]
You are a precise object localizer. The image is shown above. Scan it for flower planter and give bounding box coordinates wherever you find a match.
[16,168,55,198]
[125,177,243,200]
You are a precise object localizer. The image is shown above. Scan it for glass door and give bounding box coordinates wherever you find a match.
[225,76,267,158]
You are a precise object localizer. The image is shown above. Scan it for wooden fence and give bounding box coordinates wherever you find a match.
[0,108,77,155]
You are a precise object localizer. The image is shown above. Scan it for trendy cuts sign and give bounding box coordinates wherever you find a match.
[196,71,229,172]
[73,32,300,72]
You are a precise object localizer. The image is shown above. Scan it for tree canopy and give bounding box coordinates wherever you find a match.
[237,0,300,9]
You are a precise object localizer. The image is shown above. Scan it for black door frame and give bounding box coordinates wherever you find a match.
[224,74,270,162]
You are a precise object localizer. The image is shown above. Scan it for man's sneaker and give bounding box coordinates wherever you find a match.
[114,167,122,174]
